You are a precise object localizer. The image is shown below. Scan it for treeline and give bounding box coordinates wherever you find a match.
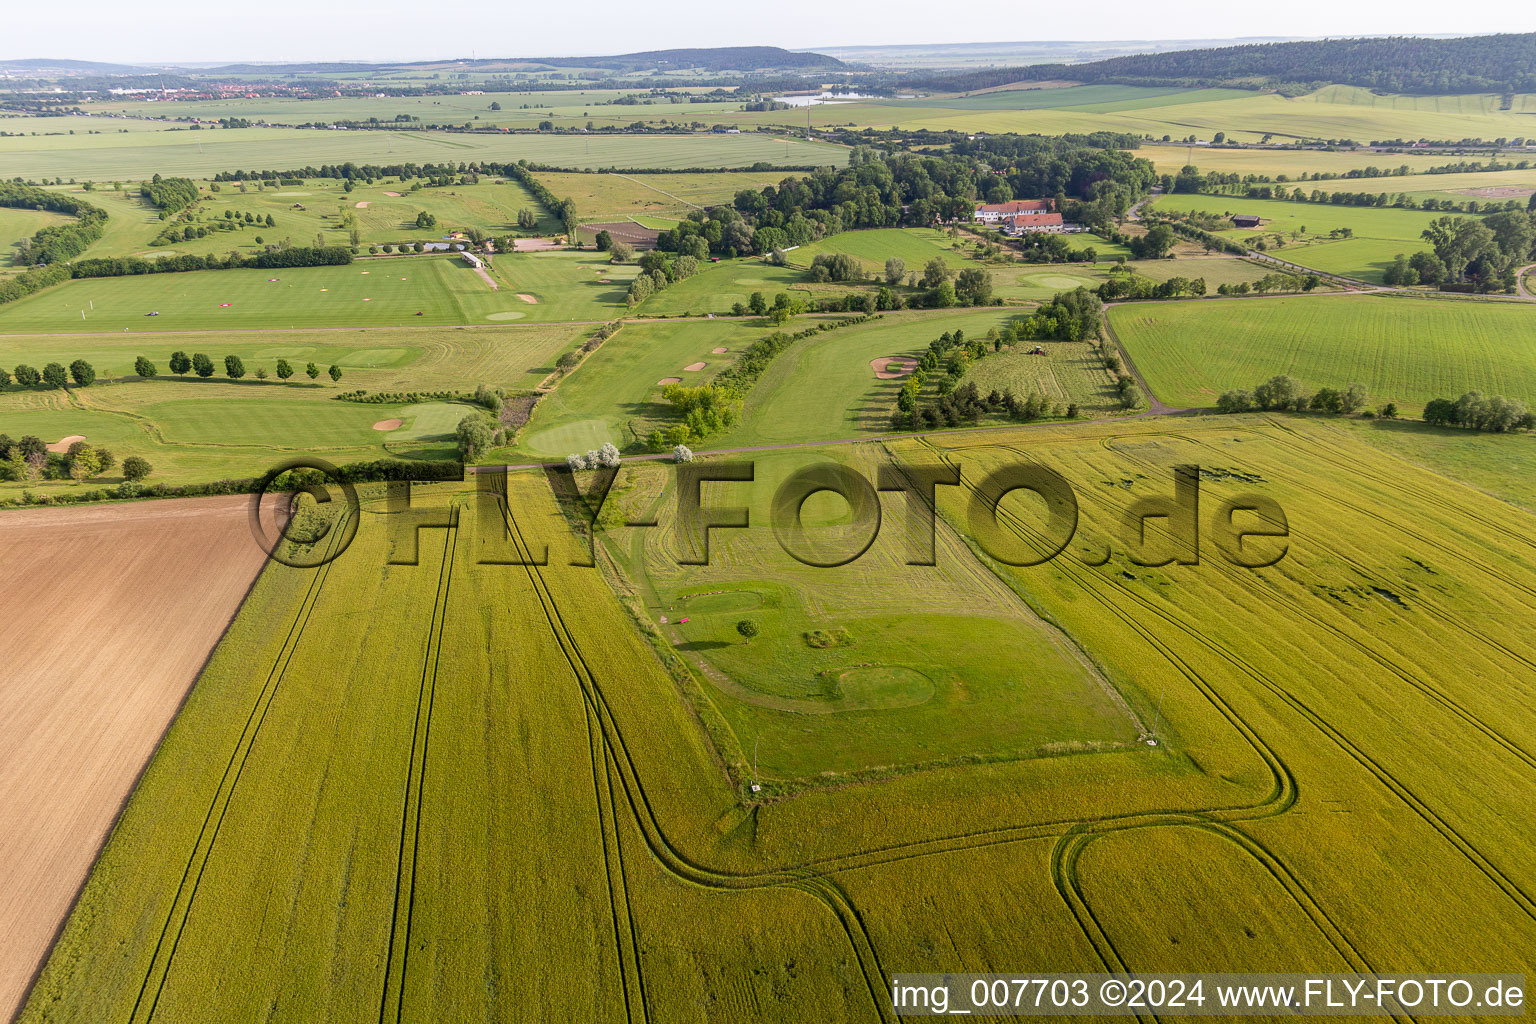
[205,159,578,231]
[0,263,72,308]
[1216,375,1370,415]
[1187,176,1528,216]
[72,245,353,278]
[892,317,1121,431]
[651,139,1155,257]
[502,163,577,234]
[908,33,1536,95]
[0,181,108,265]
[139,175,200,212]
[0,457,463,509]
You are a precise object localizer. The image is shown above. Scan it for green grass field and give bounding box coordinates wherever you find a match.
[0,252,633,333]
[1150,193,1446,281]
[790,227,984,274]
[54,178,559,263]
[0,322,583,495]
[1110,293,1536,412]
[24,415,1536,1020]
[539,171,791,219]
[0,206,72,265]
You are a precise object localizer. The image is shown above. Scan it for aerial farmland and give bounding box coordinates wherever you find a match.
[1,21,1534,1024]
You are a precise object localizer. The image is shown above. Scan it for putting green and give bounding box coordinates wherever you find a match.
[518,417,616,456]
[387,402,473,441]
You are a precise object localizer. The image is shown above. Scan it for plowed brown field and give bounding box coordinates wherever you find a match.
[0,496,271,1020]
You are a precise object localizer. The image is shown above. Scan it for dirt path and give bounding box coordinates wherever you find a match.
[1516,264,1536,300]
[0,496,274,1021]
[472,266,498,290]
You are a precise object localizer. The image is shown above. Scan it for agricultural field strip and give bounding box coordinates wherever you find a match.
[123,519,351,1024]
[377,522,459,1024]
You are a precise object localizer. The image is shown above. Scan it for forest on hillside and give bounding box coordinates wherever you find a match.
[912,33,1536,95]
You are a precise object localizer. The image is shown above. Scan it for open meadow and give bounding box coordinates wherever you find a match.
[19,415,1536,1021]
[1150,192,1445,281]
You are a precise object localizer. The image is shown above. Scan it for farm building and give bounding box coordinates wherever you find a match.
[1232,214,1262,228]
[973,199,1053,223]
[1000,212,1078,235]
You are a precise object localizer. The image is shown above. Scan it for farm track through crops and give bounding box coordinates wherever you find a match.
[127,516,352,1024]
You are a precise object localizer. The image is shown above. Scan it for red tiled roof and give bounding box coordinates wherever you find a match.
[1004,212,1064,227]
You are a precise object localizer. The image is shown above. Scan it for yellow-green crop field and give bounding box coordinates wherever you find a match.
[0,124,848,181]
[22,414,1536,1021]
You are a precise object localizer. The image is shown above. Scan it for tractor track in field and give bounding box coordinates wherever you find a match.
[495,496,895,1023]
[920,435,1527,1015]
[378,521,459,1024]
[968,434,1536,922]
[1167,426,1536,774]
[127,516,351,1024]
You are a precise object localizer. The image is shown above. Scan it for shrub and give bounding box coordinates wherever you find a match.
[122,455,152,481]
[456,413,496,460]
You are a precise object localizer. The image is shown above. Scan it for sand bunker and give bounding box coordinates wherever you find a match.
[46,435,85,453]
[711,347,728,354]
[383,191,403,197]
[683,362,707,372]
[656,377,683,386]
[871,357,915,379]
[372,418,403,431]
[516,293,538,304]
[354,201,370,208]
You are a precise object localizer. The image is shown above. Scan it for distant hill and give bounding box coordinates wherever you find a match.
[0,57,157,75]
[537,47,845,73]
[205,47,842,77]
[910,33,1536,95]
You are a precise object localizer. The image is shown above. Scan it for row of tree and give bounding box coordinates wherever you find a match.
[5,359,96,389]
[1,181,108,265]
[71,244,353,280]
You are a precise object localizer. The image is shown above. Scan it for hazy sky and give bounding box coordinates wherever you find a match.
[6,0,1532,64]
